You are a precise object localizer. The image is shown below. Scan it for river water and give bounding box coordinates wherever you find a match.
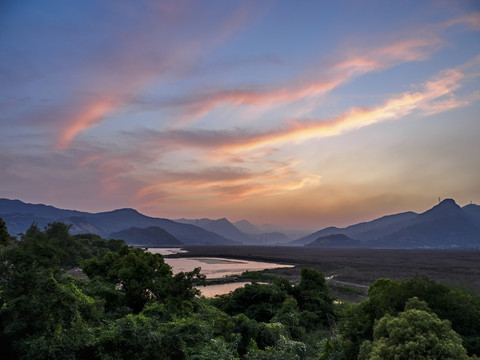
[148,248,293,297]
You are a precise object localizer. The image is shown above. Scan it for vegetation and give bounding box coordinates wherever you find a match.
[0,219,479,359]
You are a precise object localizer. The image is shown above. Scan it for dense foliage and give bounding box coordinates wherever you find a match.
[1,219,479,359]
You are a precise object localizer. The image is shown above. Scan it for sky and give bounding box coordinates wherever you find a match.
[1,0,479,230]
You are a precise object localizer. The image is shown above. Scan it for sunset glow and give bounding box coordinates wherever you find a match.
[1,0,479,229]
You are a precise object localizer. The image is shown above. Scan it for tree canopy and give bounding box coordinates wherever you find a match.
[359,297,470,360]
[0,220,479,359]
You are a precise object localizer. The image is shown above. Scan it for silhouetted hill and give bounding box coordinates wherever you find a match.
[0,198,85,218]
[0,199,240,245]
[292,199,480,249]
[463,203,480,228]
[175,217,255,244]
[291,212,416,246]
[250,231,291,245]
[305,233,362,248]
[234,219,261,234]
[110,226,183,247]
[373,199,480,248]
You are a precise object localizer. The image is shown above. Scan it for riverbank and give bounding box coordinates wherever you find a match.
[177,246,480,301]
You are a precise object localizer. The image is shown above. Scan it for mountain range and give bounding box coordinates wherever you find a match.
[295,199,480,248]
[0,199,239,246]
[1,198,479,248]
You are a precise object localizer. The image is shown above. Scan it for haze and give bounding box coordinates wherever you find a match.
[1,0,479,228]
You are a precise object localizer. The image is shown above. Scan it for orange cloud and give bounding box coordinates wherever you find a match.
[133,57,476,158]
[165,31,449,126]
[56,97,118,149]
[212,65,471,153]
[165,12,480,128]
[135,160,322,207]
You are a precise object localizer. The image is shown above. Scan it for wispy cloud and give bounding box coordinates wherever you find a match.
[132,57,478,155]
[152,12,480,127]
[135,161,322,207]
[104,61,469,211]
[19,8,479,149]
[2,2,259,149]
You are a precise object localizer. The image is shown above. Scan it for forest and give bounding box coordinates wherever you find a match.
[1,218,479,360]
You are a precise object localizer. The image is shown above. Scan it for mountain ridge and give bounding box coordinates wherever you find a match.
[1,198,479,248]
[0,198,239,246]
[291,199,480,248]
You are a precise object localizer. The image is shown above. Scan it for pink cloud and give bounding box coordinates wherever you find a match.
[32,2,260,149]
[158,19,462,126]
[130,56,478,157]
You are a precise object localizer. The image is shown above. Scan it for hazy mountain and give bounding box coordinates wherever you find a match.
[251,231,295,245]
[305,234,362,248]
[234,219,260,234]
[233,220,293,244]
[373,199,480,248]
[110,226,183,247]
[0,198,85,218]
[293,199,480,249]
[463,203,480,229]
[0,199,88,235]
[0,199,239,246]
[291,212,417,246]
[175,217,256,244]
[2,198,479,248]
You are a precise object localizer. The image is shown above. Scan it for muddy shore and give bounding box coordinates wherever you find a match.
[177,246,480,298]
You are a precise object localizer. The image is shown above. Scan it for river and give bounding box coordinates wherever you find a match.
[148,248,293,297]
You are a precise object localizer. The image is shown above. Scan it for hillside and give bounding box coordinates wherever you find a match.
[305,233,362,248]
[175,217,256,244]
[110,226,183,247]
[0,199,239,246]
[293,199,480,249]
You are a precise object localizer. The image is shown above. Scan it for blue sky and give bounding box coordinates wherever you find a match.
[1,0,479,228]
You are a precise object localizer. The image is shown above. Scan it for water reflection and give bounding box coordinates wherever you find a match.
[149,248,187,256]
[148,248,293,297]
[149,248,293,279]
[199,282,252,297]
[163,257,292,279]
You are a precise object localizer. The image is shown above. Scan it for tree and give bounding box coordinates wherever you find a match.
[358,297,470,360]
[338,276,480,358]
[83,245,205,313]
[0,265,102,359]
[0,217,11,247]
[293,268,336,330]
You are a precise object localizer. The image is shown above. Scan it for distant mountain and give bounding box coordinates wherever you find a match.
[175,217,256,244]
[244,232,289,245]
[2,198,479,248]
[305,234,362,248]
[292,212,417,246]
[234,220,260,234]
[373,199,480,248]
[0,199,240,246]
[463,203,480,229]
[233,220,293,244]
[110,226,183,247]
[293,199,480,249]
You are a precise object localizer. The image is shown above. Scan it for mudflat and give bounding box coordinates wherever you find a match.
[179,246,480,293]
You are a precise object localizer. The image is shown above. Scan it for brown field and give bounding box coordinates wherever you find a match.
[179,246,480,301]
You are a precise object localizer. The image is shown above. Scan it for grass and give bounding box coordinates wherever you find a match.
[179,246,480,295]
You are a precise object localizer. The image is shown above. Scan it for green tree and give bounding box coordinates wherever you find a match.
[83,245,205,313]
[83,245,172,312]
[0,217,11,247]
[338,276,480,358]
[358,297,470,360]
[0,265,101,359]
[293,268,336,330]
[212,282,289,323]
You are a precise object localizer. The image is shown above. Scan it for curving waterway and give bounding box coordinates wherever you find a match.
[148,248,293,297]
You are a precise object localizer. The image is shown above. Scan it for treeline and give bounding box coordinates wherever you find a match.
[0,219,479,359]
